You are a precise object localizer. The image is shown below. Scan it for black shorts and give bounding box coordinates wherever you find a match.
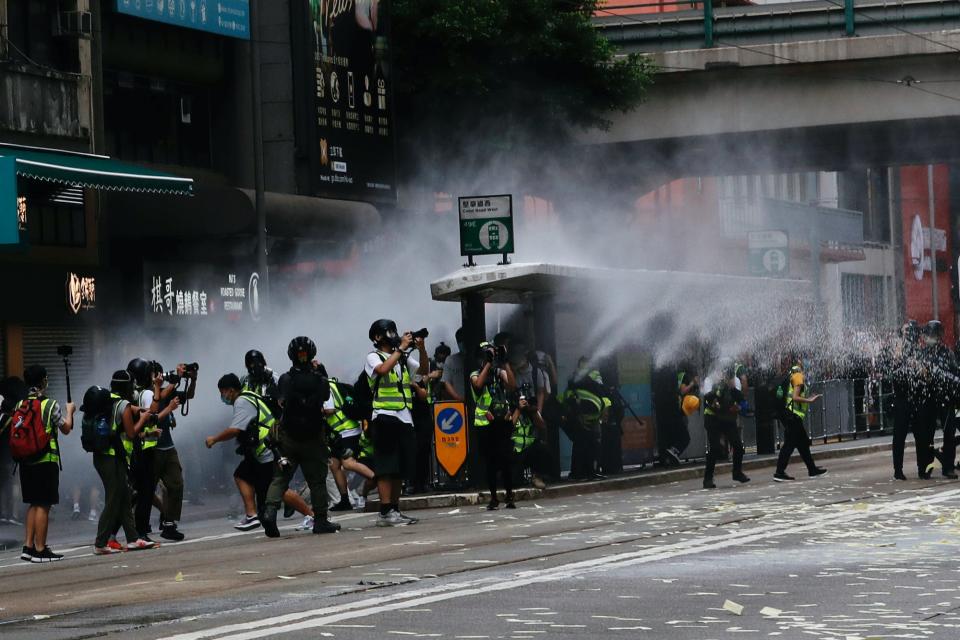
[331,434,361,461]
[370,415,415,478]
[19,461,60,506]
[234,457,274,500]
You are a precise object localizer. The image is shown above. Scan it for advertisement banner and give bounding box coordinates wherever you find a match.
[116,0,250,39]
[292,0,396,202]
[143,262,261,326]
[434,401,468,478]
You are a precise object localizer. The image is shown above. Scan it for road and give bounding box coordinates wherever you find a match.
[2,448,960,639]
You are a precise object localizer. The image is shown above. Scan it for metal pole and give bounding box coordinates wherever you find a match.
[928,164,938,320]
[844,0,855,36]
[703,0,714,48]
[250,0,270,314]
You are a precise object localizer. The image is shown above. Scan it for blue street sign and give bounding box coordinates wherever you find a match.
[116,0,250,40]
[437,407,464,435]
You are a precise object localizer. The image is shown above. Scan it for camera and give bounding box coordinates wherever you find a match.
[484,344,507,364]
[164,370,182,385]
[57,345,73,357]
[411,328,429,340]
[183,362,199,376]
[518,383,534,405]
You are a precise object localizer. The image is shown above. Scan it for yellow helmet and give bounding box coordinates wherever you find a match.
[682,394,700,416]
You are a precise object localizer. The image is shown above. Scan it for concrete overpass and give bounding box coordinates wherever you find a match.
[581,0,960,189]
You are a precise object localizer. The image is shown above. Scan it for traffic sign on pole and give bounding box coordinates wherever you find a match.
[748,230,789,277]
[434,401,469,478]
[459,195,514,264]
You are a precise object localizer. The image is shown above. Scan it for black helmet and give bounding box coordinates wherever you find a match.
[369,319,398,344]
[110,370,134,399]
[80,385,112,414]
[287,337,317,365]
[245,349,267,372]
[127,358,150,387]
[923,320,944,340]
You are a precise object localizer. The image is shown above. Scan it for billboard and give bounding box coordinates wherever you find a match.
[292,0,396,203]
[143,262,261,326]
[116,0,250,40]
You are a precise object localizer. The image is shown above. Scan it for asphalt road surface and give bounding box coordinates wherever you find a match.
[3,448,960,640]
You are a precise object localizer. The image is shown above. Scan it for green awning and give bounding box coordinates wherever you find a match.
[0,143,193,195]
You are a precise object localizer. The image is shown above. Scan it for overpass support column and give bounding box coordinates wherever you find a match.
[461,292,486,488]
[703,0,714,48]
[844,0,855,36]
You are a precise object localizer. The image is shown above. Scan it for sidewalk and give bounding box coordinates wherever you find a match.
[392,433,903,511]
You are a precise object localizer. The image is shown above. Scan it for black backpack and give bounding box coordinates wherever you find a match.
[351,371,380,422]
[770,374,792,418]
[280,367,330,438]
[332,379,365,422]
[80,386,118,454]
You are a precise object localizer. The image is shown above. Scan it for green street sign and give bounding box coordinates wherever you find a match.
[748,230,789,277]
[459,194,514,258]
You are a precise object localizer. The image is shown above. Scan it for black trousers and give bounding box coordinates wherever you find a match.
[132,448,156,537]
[407,409,434,490]
[478,419,514,501]
[704,415,744,480]
[661,412,691,456]
[892,396,922,476]
[915,402,957,474]
[514,440,552,479]
[568,421,600,479]
[776,413,816,475]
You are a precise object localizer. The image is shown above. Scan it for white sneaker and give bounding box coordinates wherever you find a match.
[234,515,261,531]
[88,509,98,522]
[300,515,315,530]
[376,510,409,527]
[397,511,419,525]
[354,496,366,510]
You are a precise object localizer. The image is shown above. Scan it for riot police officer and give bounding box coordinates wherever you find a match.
[918,320,959,479]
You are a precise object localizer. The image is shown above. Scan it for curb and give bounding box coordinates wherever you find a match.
[391,438,897,511]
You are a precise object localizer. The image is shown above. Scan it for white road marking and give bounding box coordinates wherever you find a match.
[157,487,960,640]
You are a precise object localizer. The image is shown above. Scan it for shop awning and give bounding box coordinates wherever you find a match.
[0,143,193,195]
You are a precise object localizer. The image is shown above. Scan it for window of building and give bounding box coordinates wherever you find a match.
[842,273,888,328]
[20,181,86,247]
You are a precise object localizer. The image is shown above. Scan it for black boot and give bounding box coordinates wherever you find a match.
[262,505,280,538]
[312,516,341,534]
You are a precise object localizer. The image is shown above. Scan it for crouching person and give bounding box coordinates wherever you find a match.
[512,389,550,492]
[207,374,315,532]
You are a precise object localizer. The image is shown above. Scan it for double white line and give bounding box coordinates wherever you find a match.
[160,487,960,640]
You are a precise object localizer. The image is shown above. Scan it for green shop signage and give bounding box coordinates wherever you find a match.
[459,195,514,262]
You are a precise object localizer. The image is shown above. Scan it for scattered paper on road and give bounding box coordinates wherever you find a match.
[723,600,744,616]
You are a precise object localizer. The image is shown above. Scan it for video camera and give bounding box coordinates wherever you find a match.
[483,344,508,364]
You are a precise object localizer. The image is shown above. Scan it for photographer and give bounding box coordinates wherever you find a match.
[471,340,517,510]
[94,371,157,554]
[128,358,195,542]
[512,386,550,490]
[262,337,340,537]
[562,358,611,481]
[325,376,376,511]
[366,319,427,527]
[241,350,280,408]
[702,367,751,489]
[439,328,467,402]
[207,374,315,531]
[406,343,445,494]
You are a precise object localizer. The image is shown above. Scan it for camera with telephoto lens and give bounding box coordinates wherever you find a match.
[164,370,182,384]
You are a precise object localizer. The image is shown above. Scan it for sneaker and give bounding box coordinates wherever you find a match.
[773,472,795,482]
[106,538,123,551]
[531,475,546,490]
[331,496,353,512]
[703,480,717,489]
[809,467,828,478]
[312,517,341,534]
[160,523,185,542]
[32,547,64,563]
[262,507,280,538]
[94,545,122,555]
[486,499,500,511]
[732,472,751,484]
[664,447,682,465]
[300,515,315,530]
[397,510,419,524]
[354,496,367,510]
[234,515,261,531]
[127,538,158,551]
[71,508,82,521]
[88,509,98,522]
[20,546,36,562]
[376,510,409,527]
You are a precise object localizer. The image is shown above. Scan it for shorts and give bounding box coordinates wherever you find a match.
[330,434,361,461]
[19,461,60,506]
[370,415,415,478]
[234,457,274,508]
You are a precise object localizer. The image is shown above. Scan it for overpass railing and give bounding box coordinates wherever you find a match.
[596,0,960,54]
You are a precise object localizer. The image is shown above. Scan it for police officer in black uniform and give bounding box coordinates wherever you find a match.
[889,321,923,480]
[918,320,959,479]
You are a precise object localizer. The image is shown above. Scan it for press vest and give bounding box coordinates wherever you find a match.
[135,388,160,451]
[327,380,361,438]
[237,391,276,459]
[513,412,537,453]
[109,393,131,459]
[787,372,807,418]
[370,351,412,412]
[471,370,508,427]
[25,394,60,465]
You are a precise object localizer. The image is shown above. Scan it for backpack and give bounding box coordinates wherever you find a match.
[9,398,52,464]
[333,379,365,422]
[80,386,118,454]
[771,374,792,418]
[352,355,394,422]
[280,368,330,438]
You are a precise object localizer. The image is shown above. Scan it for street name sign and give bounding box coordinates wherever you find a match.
[459,195,514,260]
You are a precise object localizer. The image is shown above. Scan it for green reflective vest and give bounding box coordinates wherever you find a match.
[327,380,360,436]
[111,393,133,460]
[370,352,412,412]
[24,395,61,465]
[237,391,276,459]
[358,430,374,459]
[513,412,537,453]
[134,388,160,451]
[471,370,509,427]
[787,374,807,418]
